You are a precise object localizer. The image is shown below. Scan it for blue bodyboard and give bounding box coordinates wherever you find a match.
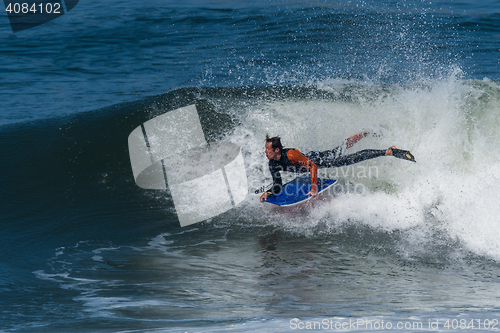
[265,175,336,207]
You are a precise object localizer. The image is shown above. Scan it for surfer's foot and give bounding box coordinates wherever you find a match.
[345,128,384,149]
[386,146,416,162]
[345,132,368,149]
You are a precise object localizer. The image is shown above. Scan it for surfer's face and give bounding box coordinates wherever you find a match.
[265,142,280,160]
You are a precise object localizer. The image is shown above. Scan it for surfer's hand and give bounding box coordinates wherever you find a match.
[260,192,268,202]
[307,188,318,198]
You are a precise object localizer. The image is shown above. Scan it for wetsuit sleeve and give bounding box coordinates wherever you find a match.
[287,149,318,192]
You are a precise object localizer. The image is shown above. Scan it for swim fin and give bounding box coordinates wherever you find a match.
[391,148,416,162]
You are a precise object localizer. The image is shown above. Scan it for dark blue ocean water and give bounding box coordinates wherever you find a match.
[1,0,500,332]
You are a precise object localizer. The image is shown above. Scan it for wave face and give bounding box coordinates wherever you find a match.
[2,77,500,331]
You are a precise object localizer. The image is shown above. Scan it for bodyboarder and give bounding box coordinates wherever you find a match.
[260,132,415,202]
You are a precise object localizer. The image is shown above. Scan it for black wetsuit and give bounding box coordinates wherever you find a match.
[305,146,386,168]
[267,145,386,195]
[268,148,316,195]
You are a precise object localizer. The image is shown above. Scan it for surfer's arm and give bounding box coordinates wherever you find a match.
[260,182,282,202]
[260,163,284,202]
[287,149,318,196]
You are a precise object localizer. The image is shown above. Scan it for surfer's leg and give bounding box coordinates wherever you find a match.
[307,146,415,168]
[325,146,416,167]
[305,145,375,167]
[325,149,387,167]
[330,131,371,157]
[305,150,337,166]
[305,132,383,168]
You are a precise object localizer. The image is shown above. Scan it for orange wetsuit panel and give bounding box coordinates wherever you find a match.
[286,149,318,192]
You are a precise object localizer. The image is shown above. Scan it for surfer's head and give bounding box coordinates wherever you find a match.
[265,135,282,161]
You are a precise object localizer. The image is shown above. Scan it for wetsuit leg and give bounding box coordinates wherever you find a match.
[325,149,386,167]
[313,132,368,161]
[306,149,386,168]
